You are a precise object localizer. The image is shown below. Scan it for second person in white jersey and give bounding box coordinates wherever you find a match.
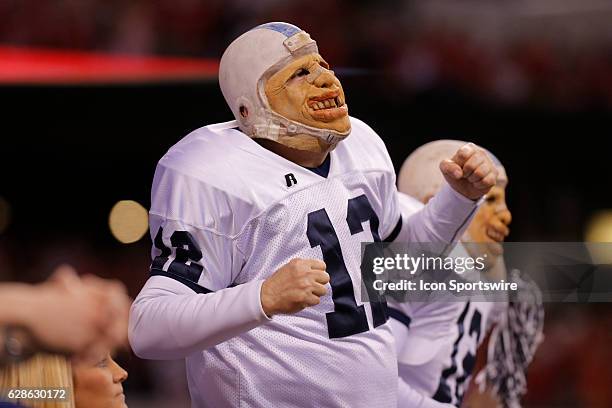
[389,140,512,407]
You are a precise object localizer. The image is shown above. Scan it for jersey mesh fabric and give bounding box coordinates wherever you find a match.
[433,301,496,405]
[185,171,397,408]
[146,118,402,407]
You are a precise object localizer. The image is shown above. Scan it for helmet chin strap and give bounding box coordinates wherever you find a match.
[253,109,349,147]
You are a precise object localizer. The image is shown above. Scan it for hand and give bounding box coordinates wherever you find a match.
[21,265,130,362]
[461,387,501,408]
[78,272,130,354]
[439,143,498,200]
[261,258,330,316]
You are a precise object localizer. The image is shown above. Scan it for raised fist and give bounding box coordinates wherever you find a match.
[439,143,498,201]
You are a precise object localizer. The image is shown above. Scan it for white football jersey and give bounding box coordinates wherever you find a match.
[389,194,463,408]
[432,245,507,406]
[431,300,505,406]
[129,117,479,408]
[390,193,504,407]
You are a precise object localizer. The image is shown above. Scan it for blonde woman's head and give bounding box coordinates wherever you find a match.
[0,353,75,408]
[0,352,128,408]
[72,353,128,408]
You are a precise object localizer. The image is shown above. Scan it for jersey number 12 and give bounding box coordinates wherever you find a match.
[307,194,388,339]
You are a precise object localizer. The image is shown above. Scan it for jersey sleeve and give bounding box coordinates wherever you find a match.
[349,117,481,244]
[129,162,270,360]
[394,177,482,244]
[396,177,481,245]
[147,216,237,293]
[397,377,456,408]
[390,301,460,408]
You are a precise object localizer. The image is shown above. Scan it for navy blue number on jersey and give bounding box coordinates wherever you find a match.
[433,302,483,405]
[152,227,204,284]
[307,194,388,339]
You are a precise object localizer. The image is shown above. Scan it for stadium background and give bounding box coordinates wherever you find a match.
[1,1,611,407]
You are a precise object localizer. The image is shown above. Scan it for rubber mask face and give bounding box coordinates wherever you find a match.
[465,175,512,263]
[264,53,350,137]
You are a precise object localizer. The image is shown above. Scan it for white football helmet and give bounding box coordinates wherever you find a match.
[219,22,350,145]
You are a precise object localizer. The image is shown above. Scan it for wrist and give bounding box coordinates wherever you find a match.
[260,280,276,317]
[443,182,481,205]
[0,283,38,327]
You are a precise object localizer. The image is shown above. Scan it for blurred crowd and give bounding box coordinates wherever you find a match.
[0,0,611,110]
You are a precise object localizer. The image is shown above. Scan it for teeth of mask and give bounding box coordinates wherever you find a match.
[311,98,340,110]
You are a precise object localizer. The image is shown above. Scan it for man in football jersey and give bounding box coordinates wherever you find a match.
[128,23,498,407]
[390,140,540,408]
[388,140,508,407]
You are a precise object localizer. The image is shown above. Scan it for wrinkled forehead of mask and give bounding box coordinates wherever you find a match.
[398,140,507,202]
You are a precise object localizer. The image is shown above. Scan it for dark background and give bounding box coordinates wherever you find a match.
[2,80,610,246]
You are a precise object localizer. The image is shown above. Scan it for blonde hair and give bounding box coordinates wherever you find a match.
[0,353,75,408]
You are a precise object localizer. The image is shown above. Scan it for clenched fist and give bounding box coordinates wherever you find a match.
[439,143,498,200]
[261,258,330,317]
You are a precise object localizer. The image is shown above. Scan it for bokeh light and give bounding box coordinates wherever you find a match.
[0,196,12,234]
[585,210,612,242]
[585,210,612,264]
[109,200,148,244]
